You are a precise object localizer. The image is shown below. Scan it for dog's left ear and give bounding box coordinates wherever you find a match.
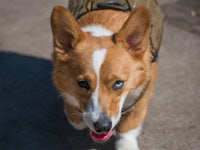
[116,6,151,58]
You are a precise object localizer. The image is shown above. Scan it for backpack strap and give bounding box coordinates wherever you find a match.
[69,0,164,62]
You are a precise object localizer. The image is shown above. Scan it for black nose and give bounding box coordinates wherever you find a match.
[93,114,112,133]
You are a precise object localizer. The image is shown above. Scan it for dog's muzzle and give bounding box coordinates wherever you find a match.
[83,100,114,142]
[93,113,112,133]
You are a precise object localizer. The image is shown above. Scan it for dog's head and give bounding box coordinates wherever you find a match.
[51,6,152,142]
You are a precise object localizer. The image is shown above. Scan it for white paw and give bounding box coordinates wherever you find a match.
[115,137,139,150]
[115,126,141,150]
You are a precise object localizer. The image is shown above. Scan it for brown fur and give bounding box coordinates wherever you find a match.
[51,5,157,134]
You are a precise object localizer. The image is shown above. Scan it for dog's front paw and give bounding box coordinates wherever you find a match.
[115,137,139,150]
[115,127,141,150]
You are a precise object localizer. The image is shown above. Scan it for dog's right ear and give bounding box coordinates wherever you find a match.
[51,6,85,61]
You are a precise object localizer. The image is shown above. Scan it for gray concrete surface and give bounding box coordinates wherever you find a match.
[0,0,199,149]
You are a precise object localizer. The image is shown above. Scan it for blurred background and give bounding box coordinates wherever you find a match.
[0,0,199,149]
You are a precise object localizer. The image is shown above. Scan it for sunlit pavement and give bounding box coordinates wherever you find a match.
[0,0,199,149]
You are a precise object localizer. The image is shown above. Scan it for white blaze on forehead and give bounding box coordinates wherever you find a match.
[92,48,107,105]
[92,48,107,78]
[83,49,107,131]
[81,25,113,37]
[91,49,107,119]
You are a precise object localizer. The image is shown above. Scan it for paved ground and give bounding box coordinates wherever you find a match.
[0,0,199,150]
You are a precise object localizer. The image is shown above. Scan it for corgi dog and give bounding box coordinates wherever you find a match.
[51,4,158,150]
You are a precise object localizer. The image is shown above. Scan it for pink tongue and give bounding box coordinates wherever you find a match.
[90,131,113,141]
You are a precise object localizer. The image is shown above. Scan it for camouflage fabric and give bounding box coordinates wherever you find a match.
[68,0,164,55]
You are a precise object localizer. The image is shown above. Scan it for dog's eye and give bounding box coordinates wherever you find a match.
[113,80,124,90]
[78,80,90,91]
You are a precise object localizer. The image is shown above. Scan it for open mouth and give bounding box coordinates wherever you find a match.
[90,130,113,142]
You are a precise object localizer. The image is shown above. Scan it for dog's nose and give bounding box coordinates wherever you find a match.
[93,115,112,133]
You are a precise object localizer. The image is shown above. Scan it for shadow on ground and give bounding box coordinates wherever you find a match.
[0,51,114,150]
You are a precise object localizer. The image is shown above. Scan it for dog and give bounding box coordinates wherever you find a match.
[50,0,163,149]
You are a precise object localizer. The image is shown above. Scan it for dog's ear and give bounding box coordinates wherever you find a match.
[116,6,151,58]
[51,6,85,61]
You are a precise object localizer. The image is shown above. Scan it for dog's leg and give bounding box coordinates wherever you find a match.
[115,126,141,150]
